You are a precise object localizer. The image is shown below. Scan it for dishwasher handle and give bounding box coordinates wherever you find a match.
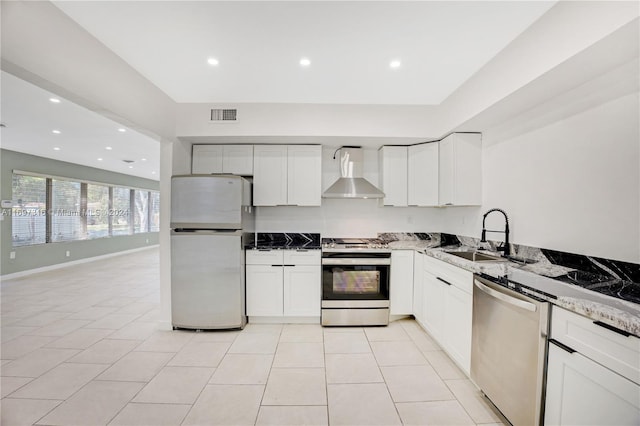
[474,278,537,312]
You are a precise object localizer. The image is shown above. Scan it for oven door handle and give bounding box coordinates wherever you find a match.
[322,258,391,266]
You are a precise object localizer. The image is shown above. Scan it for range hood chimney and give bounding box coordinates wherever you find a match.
[322,146,385,199]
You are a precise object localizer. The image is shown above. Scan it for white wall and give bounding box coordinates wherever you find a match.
[177,103,440,143]
[439,1,639,134]
[443,93,640,263]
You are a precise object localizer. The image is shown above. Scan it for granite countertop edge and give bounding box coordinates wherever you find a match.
[410,244,640,338]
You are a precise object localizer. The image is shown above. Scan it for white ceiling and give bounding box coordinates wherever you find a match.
[1,71,160,181]
[52,1,555,105]
[2,1,557,179]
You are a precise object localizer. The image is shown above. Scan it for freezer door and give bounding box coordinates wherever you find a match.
[171,231,245,329]
[171,175,242,229]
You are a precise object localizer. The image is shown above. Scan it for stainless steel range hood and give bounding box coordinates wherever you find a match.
[323,146,385,199]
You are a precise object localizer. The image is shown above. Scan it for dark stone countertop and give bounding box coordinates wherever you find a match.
[245,233,321,250]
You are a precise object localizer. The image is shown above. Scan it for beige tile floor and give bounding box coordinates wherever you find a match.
[1,248,507,426]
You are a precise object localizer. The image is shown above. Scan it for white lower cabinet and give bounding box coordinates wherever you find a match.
[414,255,473,375]
[246,250,321,321]
[283,265,321,317]
[545,306,640,425]
[420,271,446,343]
[412,252,424,324]
[390,250,414,315]
[545,342,640,425]
[443,284,472,373]
[246,264,283,316]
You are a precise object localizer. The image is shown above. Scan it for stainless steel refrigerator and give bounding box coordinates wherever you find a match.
[170,174,254,330]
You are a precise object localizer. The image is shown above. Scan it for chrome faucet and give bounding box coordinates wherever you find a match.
[480,208,510,256]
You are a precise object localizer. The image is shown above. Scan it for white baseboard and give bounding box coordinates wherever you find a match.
[1,245,159,280]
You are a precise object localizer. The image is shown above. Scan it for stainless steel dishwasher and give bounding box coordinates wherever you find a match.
[471,274,550,426]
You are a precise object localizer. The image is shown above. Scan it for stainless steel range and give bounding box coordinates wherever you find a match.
[321,238,391,326]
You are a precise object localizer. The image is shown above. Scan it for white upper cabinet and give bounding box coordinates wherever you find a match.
[192,144,253,175]
[379,146,408,206]
[222,145,253,175]
[408,143,439,206]
[253,145,321,206]
[287,145,322,206]
[192,145,223,174]
[253,145,288,206]
[438,133,482,206]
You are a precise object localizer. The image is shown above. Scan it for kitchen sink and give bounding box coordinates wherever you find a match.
[445,250,507,262]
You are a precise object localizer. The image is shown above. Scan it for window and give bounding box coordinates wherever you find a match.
[10,172,159,247]
[149,191,160,232]
[11,175,47,246]
[112,187,131,236]
[87,184,109,239]
[134,190,149,233]
[50,179,82,242]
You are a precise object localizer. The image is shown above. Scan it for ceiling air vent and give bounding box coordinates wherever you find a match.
[210,109,237,122]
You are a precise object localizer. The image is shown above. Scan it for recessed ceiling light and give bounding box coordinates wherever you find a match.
[105,146,113,150]
[299,57,311,67]
[49,98,61,104]
[118,128,126,133]
[52,129,61,134]
[141,158,147,162]
[53,147,61,151]
[151,171,157,175]
[207,57,219,66]
[128,165,134,169]
[97,158,103,161]
[389,60,401,69]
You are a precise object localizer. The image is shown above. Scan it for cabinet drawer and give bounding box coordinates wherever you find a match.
[246,250,284,265]
[283,250,321,265]
[551,306,640,384]
[422,254,473,294]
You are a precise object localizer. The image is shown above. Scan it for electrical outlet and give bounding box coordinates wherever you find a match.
[65,250,70,257]
[9,251,15,260]
[407,216,413,224]
[145,238,149,244]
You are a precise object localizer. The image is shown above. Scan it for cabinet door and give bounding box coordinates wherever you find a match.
[390,250,414,315]
[287,145,322,206]
[192,145,223,174]
[253,145,288,206]
[412,252,424,324]
[246,265,283,316]
[545,343,640,425]
[438,136,454,206]
[379,146,408,206]
[443,285,472,374]
[223,145,253,175]
[408,143,438,206]
[421,271,446,343]
[283,265,321,316]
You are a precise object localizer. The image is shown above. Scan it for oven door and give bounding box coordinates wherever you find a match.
[322,255,390,306]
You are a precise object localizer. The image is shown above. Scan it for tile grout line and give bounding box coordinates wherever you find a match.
[253,324,283,425]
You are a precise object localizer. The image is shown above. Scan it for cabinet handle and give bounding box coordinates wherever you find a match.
[436,277,452,286]
[549,339,576,354]
[271,265,281,267]
[296,249,308,252]
[283,264,295,267]
[593,321,634,338]
[258,249,271,252]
